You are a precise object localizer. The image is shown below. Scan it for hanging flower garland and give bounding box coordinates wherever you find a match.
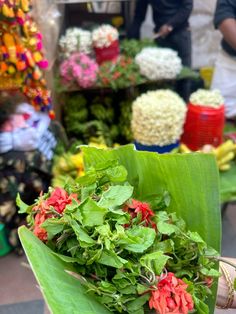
[0,1,53,116]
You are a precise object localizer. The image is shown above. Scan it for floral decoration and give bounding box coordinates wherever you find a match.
[59,52,98,89]
[97,55,145,90]
[190,89,224,108]
[59,28,92,59]
[19,157,220,314]
[0,2,53,115]
[135,47,182,81]
[92,24,119,48]
[131,90,187,146]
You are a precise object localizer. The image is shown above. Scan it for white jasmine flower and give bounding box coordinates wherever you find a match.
[59,28,92,58]
[92,24,118,48]
[190,89,224,108]
[131,90,187,146]
[135,47,182,80]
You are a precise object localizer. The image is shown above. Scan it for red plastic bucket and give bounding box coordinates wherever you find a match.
[94,40,120,65]
[181,103,225,151]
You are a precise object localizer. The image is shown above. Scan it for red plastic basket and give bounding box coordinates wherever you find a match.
[94,40,120,65]
[181,103,225,151]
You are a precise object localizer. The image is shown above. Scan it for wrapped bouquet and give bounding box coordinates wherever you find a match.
[92,24,120,64]
[18,145,221,314]
[131,90,187,147]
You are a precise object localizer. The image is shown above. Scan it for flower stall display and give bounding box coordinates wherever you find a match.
[59,28,92,59]
[97,56,145,90]
[131,90,187,151]
[59,53,98,89]
[190,89,224,108]
[0,1,53,116]
[135,47,182,81]
[18,145,221,314]
[92,24,120,64]
[182,89,225,151]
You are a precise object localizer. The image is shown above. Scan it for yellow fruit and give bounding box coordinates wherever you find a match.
[217,152,235,167]
[214,140,235,159]
[179,143,191,153]
[219,164,231,171]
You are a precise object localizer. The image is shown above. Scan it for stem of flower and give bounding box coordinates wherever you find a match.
[206,256,236,269]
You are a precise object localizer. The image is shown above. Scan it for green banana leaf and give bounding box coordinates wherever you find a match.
[220,162,236,203]
[19,145,221,314]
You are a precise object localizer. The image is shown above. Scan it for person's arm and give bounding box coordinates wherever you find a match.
[217,258,236,308]
[219,18,236,50]
[127,0,148,39]
[155,0,193,38]
[214,0,236,50]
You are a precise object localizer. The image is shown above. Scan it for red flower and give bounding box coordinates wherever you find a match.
[46,187,78,214]
[32,188,78,241]
[34,212,47,241]
[149,272,194,314]
[123,199,156,229]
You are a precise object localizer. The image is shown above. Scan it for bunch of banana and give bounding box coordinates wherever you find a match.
[213,140,236,171]
[179,140,236,171]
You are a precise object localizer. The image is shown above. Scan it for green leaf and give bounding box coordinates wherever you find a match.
[153,239,174,253]
[98,250,128,268]
[41,219,65,241]
[79,198,107,227]
[193,295,209,314]
[126,294,150,312]
[234,278,236,290]
[17,194,32,214]
[98,185,134,208]
[70,220,96,247]
[18,226,110,314]
[52,252,83,263]
[104,165,128,182]
[157,221,177,235]
[120,226,156,253]
[188,231,205,244]
[140,251,170,274]
[200,268,221,277]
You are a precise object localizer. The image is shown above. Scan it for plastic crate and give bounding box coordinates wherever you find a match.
[181,103,225,151]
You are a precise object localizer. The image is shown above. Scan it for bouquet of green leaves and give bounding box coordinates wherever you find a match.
[18,145,221,314]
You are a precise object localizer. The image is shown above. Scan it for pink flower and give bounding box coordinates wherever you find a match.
[149,272,194,314]
[59,53,98,88]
